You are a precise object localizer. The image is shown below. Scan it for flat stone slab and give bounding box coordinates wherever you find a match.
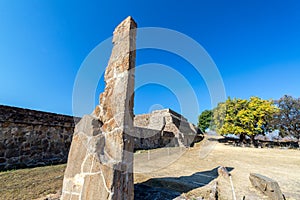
[249,173,284,200]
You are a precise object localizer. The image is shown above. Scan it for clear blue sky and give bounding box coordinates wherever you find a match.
[0,0,300,123]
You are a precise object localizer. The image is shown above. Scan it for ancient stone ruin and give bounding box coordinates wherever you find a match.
[134,109,203,150]
[0,105,202,171]
[61,16,136,200]
[0,105,78,171]
[0,16,204,199]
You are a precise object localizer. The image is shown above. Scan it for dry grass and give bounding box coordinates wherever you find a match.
[0,164,66,200]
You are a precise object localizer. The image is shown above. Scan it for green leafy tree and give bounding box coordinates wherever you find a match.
[271,95,300,139]
[212,102,226,133]
[198,110,213,132]
[245,97,279,142]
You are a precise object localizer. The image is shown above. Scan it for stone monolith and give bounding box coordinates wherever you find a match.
[61,16,136,200]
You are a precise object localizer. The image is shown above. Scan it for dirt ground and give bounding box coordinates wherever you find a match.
[1,135,299,199]
[134,135,300,199]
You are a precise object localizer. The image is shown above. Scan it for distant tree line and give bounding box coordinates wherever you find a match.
[198,95,300,144]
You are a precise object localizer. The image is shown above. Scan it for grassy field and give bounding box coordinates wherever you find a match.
[0,164,65,200]
[1,136,300,199]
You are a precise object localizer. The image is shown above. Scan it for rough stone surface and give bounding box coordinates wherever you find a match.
[134,109,203,150]
[61,16,137,200]
[0,105,78,171]
[249,173,284,200]
[0,105,202,171]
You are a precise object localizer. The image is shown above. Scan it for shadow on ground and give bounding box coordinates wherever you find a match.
[134,166,234,200]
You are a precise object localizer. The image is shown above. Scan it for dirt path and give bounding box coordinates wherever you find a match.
[134,136,300,199]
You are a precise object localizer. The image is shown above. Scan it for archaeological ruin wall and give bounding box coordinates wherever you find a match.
[0,105,78,171]
[0,105,203,171]
[134,109,203,150]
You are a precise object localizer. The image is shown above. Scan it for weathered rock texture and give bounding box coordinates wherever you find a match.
[249,173,284,200]
[134,109,203,150]
[61,16,137,200]
[0,105,77,170]
[0,105,201,171]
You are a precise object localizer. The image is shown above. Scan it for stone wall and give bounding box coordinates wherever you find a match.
[0,105,78,170]
[218,136,299,148]
[0,105,202,171]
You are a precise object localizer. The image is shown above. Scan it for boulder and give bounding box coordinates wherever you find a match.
[249,173,284,200]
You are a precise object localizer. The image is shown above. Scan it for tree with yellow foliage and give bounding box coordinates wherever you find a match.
[213,97,278,144]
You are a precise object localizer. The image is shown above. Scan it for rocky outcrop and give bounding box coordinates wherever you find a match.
[134,109,203,150]
[249,173,284,200]
[0,105,78,171]
[61,16,137,200]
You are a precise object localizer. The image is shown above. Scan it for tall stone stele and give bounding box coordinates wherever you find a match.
[61,16,137,200]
